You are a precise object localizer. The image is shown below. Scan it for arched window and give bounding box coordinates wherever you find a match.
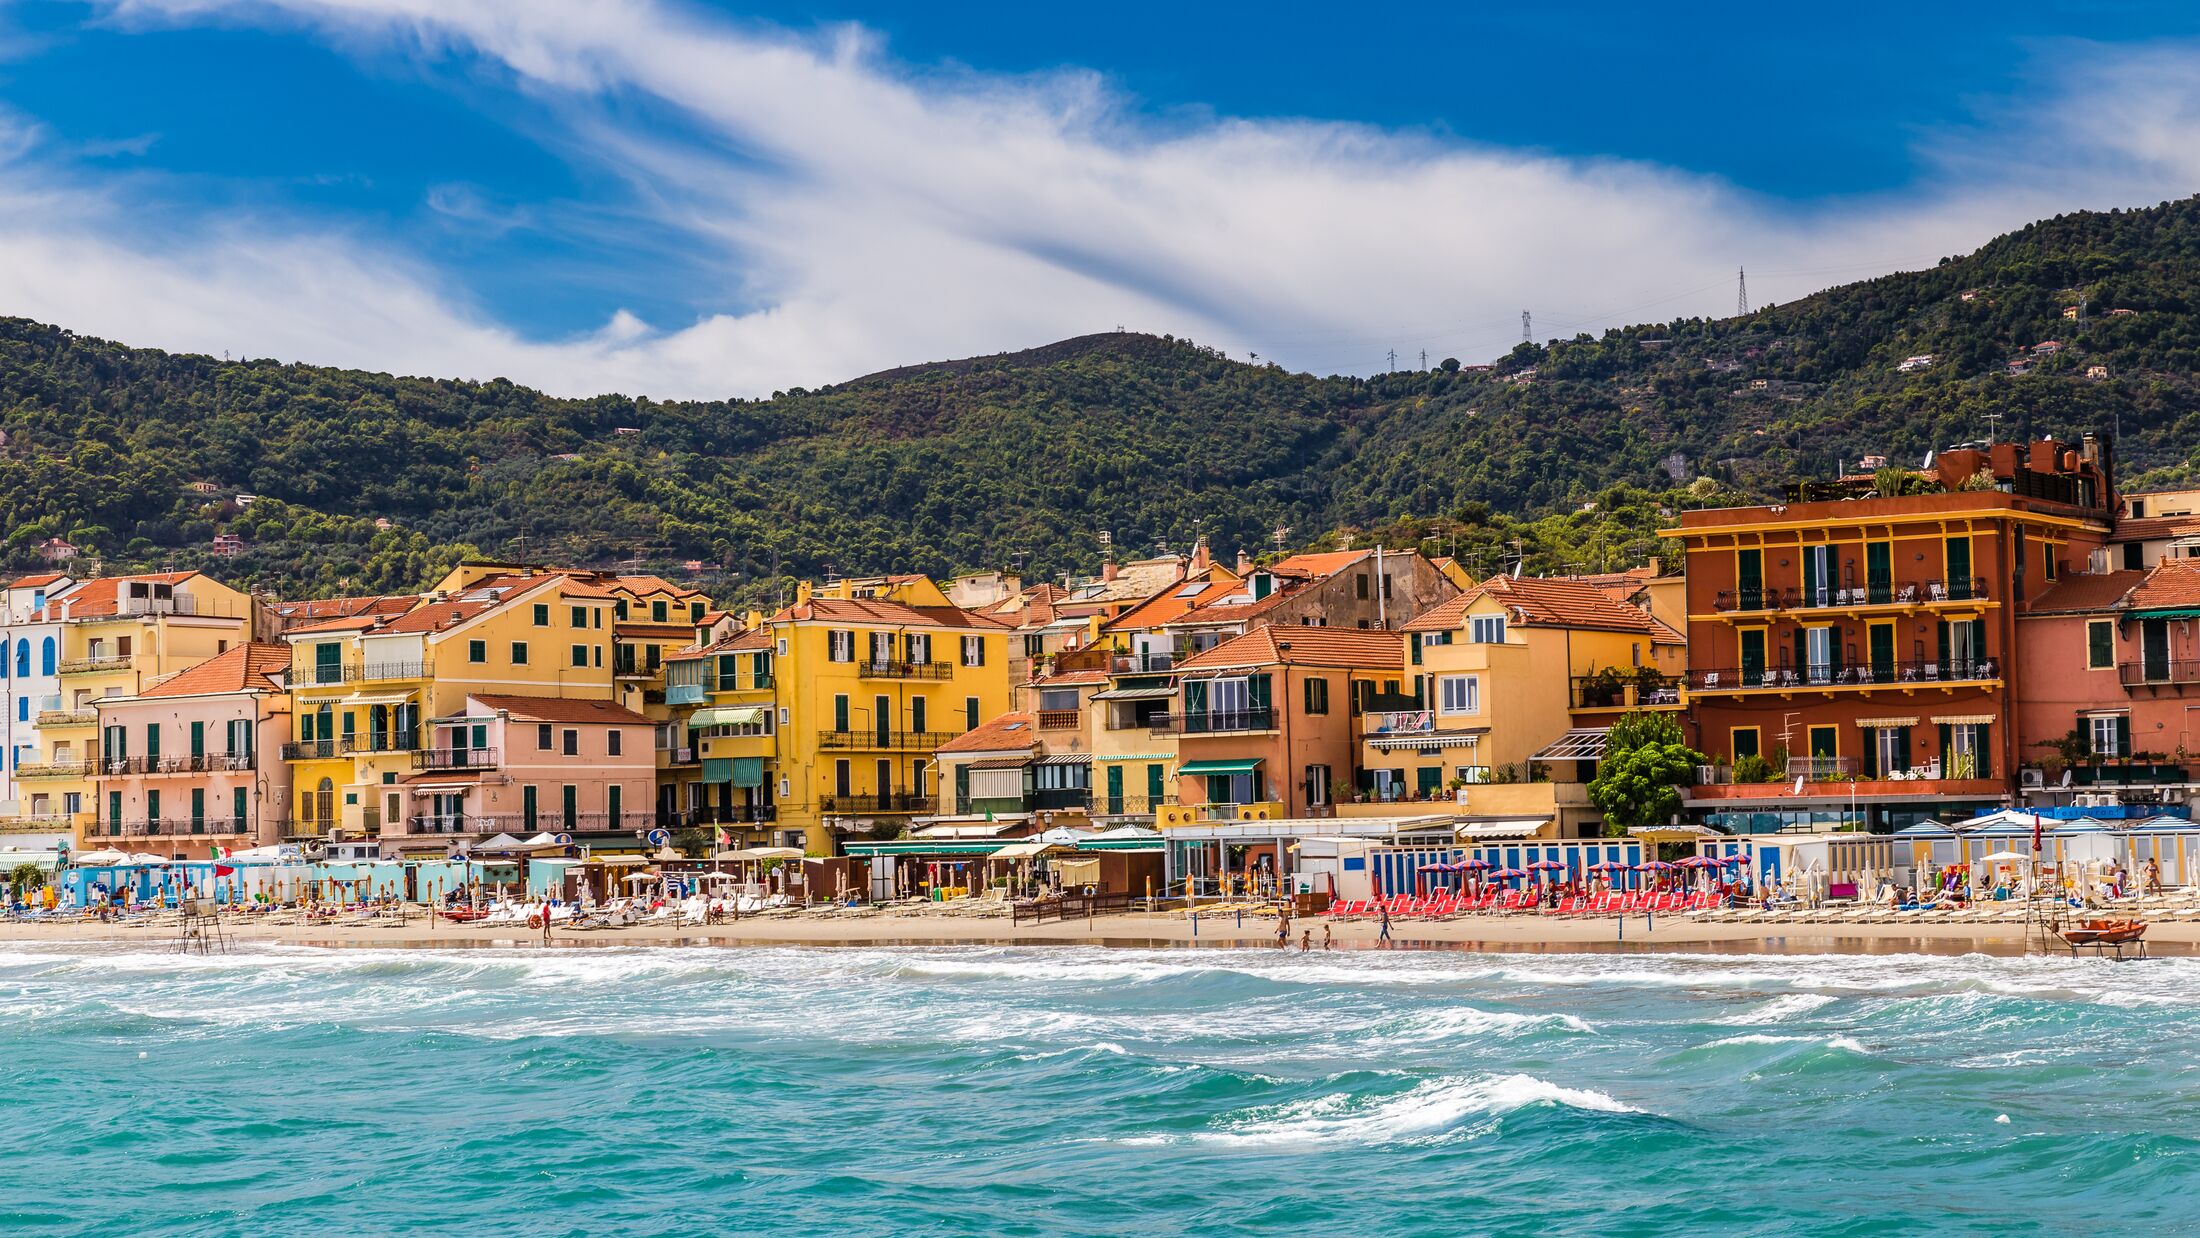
[39,637,54,677]
[12,639,25,679]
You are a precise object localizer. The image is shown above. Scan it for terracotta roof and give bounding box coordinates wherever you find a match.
[1032,669,1108,687]
[2026,571,2145,615]
[33,572,202,620]
[765,596,1009,630]
[284,614,386,635]
[2126,560,2200,612]
[372,574,567,635]
[1100,568,1244,633]
[8,573,68,588]
[466,693,651,725]
[1267,549,1371,578]
[268,594,415,621]
[665,628,770,662]
[1406,575,1659,635]
[933,712,1039,754]
[1175,626,1403,672]
[136,643,291,698]
[2115,515,2200,543]
[613,623,696,639]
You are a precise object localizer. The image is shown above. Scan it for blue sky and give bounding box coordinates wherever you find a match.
[0,1,2195,396]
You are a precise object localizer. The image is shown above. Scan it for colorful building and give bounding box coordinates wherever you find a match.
[1671,439,2116,832]
[401,694,655,846]
[89,643,292,859]
[0,571,73,824]
[15,572,262,847]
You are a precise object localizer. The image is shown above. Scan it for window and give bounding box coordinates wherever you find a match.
[1438,675,1479,715]
[608,730,622,757]
[1731,727,1760,760]
[571,606,588,628]
[911,697,927,734]
[777,638,789,657]
[2087,620,2115,670]
[2088,713,2127,758]
[966,697,980,730]
[834,695,850,732]
[571,644,589,667]
[829,630,855,662]
[562,729,579,756]
[1873,726,1908,778]
[1469,615,1506,644]
[1355,573,1370,599]
[233,787,247,824]
[616,600,630,620]
[538,724,553,751]
[1037,688,1079,712]
[2045,546,2059,581]
[468,640,487,664]
[1304,676,1329,715]
[511,641,529,665]
[533,604,550,627]
[652,600,668,622]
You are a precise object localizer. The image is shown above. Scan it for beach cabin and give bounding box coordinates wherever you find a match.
[1695,833,1894,899]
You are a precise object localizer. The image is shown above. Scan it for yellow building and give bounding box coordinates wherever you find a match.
[1366,575,1681,834]
[663,627,778,844]
[278,564,712,850]
[682,575,1012,854]
[12,572,260,845]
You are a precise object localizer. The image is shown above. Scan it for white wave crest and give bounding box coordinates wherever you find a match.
[1710,993,1837,1025]
[1124,1073,1642,1146]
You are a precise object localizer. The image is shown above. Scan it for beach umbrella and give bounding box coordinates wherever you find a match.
[1456,857,1492,870]
[1633,860,1677,871]
[1586,861,1628,873]
[1526,859,1566,871]
[1416,861,1459,872]
[1488,867,1527,879]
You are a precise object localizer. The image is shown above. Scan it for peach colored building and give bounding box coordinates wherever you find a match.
[89,643,292,860]
[394,693,655,852]
[2017,560,2200,793]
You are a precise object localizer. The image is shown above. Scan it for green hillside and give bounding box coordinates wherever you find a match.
[3,196,2199,601]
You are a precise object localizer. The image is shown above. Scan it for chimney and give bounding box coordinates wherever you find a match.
[1100,560,1118,582]
[1235,549,1254,575]
[1190,537,1211,573]
[1003,573,1022,596]
[1646,556,1662,576]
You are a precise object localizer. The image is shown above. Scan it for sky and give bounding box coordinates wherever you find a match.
[0,1,2198,397]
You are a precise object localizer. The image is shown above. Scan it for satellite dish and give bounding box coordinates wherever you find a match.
[1922,450,1936,468]
[302,840,328,861]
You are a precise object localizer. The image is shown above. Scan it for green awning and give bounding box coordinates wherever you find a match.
[730,756,765,788]
[690,706,766,729]
[843,841,1009,857]
[702,758,735,785]
[2130,608,2200,620]
[1175,758,1262,776]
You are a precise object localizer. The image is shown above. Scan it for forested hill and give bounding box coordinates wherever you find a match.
[4,195,2200,601]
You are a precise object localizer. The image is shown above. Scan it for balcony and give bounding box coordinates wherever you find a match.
[1150,708,1277,735]
[1689,660,1997,693]
[282,740,342,761]
[1570,675,1683,710]
[114,817,252,838]
[816,730,963,751]
[659,746,700,766]
[99,753,256,776]
[412,746,501,771]
[819,792,931,814]
[35,708,99,727]
[2120,660,2200,689]
[1364,709,1434,736]
[1712,578,1990,614]
[399,814,504,836]
[1109,651,1177,674]
[0,814,76,833]
[291,660,433,688]
[666,682,708,707]
[684,805,780,826]
[343,731,421,755]
[1784,756,1857,780]
[855,660,953,681]
[16,759,91,779]
[1093,794,1177,816]
[553,812,662,833]
[57,653,131,674]
[1036,709,1081,730]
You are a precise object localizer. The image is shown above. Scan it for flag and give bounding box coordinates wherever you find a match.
[214,864,235,877]
[2031,812,2042,856]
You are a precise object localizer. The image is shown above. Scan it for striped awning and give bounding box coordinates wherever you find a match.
[1089,686,1176,701]
[689,706,765,729]
[1035,753,1093,766]
[967,756,1034,770]
[1856,716,1920,728]
[1533,728,1611,761]
[1932,714,1996,725]
[1369,730,1483,751]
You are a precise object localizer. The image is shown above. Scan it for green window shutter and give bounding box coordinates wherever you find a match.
[522,785,537,830]
[1801,549,1819,600]
[2117,715,2132,757]
[1938,724,1952,774]
[834,696,849,732]
[146,725,160,760]
[1248,674,1272,710]
[108,791,122,824]
[1936,621,1950,668]
[1409,633,1422,665]
[190,721,205,757]
[191,789,205,823]
[1977,725,1991,779]
[1184,680,1207,715]
[233,787,246,823]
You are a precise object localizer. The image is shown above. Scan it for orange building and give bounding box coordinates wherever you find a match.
[1670,439,2117,831]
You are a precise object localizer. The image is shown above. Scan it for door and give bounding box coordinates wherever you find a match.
[1805,627,1833,684]
[1801,545,1833,607]
[1866,542,1892,604]
[562,785,578,830]
[523,785,538,832]
[1147,763,1166,810]
[1736,549,1763,610]
[314,642,342,685]
[1106,764,1124,814]
[1739,629,1766,687]
[874,695,891,748]
[875,759,893,807]
[2144,619,2171,682]
[1869,623,1895,682]
[1945,536,1973,598]
[1808,726,1839,778]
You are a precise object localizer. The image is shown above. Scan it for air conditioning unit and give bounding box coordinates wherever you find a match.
[2020,768,2045,789]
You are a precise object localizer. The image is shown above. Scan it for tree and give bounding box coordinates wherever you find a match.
[1587,711,1706,838]
[7,862,45,901]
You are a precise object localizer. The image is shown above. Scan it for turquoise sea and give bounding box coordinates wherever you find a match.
[2,941,2196,1237]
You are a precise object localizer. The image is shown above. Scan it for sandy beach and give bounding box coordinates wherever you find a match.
[1,907,2191,956]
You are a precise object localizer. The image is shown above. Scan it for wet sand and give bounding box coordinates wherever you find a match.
[0,908,2188,956]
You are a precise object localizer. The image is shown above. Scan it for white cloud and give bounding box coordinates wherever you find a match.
[0,3,2194,397]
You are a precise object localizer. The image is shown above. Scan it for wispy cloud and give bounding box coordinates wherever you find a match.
[2,2,2196,397]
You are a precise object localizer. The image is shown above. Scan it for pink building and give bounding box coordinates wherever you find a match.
[91,643,292,860]
[390,693,655,853]
[2017,560,2200,791]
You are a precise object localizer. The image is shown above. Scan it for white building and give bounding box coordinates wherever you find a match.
[0,573,77,820]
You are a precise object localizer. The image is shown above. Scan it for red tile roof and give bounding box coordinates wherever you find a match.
[934,712,1038,754]
[665,628,771,661]
[1267,549,1371,578]
[1100,568,1243,633]
[372,574,567,634]
[467,693,651,725]
[2115,515,2200,543]
[1175,626,1403,672]
[765,596,1009,630]
[2126,560,2200,612]
[34,572,204,621]
[2027,571,2145,615]
[137,643,292,698]
[1032,669,1109,686]
[1405,575,1659,635]
[8,573,68,588]
[612,623,697,639]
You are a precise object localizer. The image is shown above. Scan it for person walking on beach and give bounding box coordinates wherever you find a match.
[1275,910,1291,948]
[1377,901,1393,944]
[1300,929,1312,952]
[540,902,553,944]
[1322,922,1334,951]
